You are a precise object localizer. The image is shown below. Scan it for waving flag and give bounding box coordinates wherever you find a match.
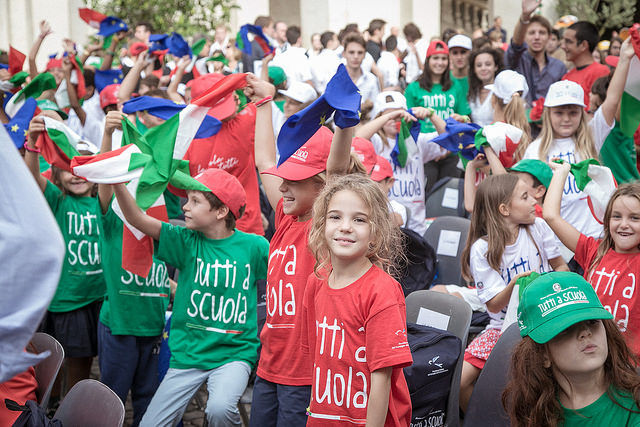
[277,64,361,165]
[236,24,275,57]
[431,118,481,160]
[167,32,192,58]
[8,46,26,76]
[78,8,107,29]
[94,69,124,92]
[35,116,99,172]
[4,72,56,118]
[474,122,523,168]
[566,159,617,223]
[391,115,420,168]
[4,98,36,149]
[620,24,640,138]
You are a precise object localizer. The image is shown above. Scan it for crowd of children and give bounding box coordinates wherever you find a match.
[2,1,640,426]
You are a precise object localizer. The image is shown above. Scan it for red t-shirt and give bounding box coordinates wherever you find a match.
[0,367,37,426]
[575,234,640,355]
[562,62,610,107]
[301,265,413,426]
[256,199,315,385]
[183,104,263,235]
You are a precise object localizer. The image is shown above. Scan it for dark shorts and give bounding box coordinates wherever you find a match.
[40,300,102,358]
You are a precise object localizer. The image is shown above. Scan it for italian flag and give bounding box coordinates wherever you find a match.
[569,159,617,224]
[391,117,420,168]
[474,122,523,168]
[35,116,99,172]
[620,24,640,138]
[5,73,57,118]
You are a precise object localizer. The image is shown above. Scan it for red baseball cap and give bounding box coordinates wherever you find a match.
[177,168,246,219]
[100,84,120,109]
[46,58,63,71]
[129,42,148,57]
[186,73,237,120]
[370,155,394,182]
[262,126,333,181]
[351,137,377,174]
[605,55,619,68]
[426,40,449,58]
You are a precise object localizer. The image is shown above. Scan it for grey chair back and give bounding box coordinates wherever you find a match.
[464,323,522,427]
[425,177,466,218]
[423,216,471,286]
[406,290,473,427]
[31,332,64,408]
[53,379,125,427]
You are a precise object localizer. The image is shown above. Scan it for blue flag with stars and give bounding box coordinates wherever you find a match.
[276,64,361,166]
[94,69,124,92]
[149,34,169,53]
[431,118,481,161]
[97,16,128,37]
[5,97,36,149]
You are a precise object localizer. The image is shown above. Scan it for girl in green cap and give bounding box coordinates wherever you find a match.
[503,271,640,426]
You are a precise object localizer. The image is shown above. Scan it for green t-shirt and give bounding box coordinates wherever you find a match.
[561,388,640,426]
[600,122,640,185]
[43,182,106,312]
[450,72,469,100]
[404,79,471,133]
[157,223,269,370]
[99,205,170,336]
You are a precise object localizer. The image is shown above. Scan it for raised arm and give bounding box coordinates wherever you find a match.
[79,40,102,66]
[62,57,86,125]
[483,145,508,175]
[246,73,282,211]
[463,154,486,213]
[100,31,125,71]
[542,161,580,252]
[118,51,147,104]
[326,124,353,178]
[29,21,52,79]
[112,183,162,240]
[354,109,408,139]
[166,55,190,103]
[600,38,635,126]
[366,367,392,427]
[513,0,540,46]
[97,111,126,213]
[23,117,47,192]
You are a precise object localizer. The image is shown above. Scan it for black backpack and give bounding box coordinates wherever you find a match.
[403,323,461,427]
[5,399,63,427]
[397,228,437,297]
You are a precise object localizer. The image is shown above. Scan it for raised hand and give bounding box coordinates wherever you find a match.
[521,0,541,17]
[39,21,52,40]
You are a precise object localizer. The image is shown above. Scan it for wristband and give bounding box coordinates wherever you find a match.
[520,15,531,25]
[255,96,273,108]
[23,141,40,153]
[105,51,115,56]
[426,107,435,118]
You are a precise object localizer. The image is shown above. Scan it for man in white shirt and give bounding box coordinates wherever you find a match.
[342,32,380,105]
[377,36,401,89]
[274,21,288,53]
[271,25,313,86]
[310,31,341,93]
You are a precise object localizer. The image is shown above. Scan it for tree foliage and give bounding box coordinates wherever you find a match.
[85,0,239,36]
[555,0,636,36]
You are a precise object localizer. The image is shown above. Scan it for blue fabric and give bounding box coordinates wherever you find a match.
[94,69,124,92]
[98,321,161,427]
[97,16,128,37]
[249,375,311,427]
[276,64,361,166]
[236,24,275,56]
[122,96,222,138]
[4,97,36,148]
[431,118,481,160]
[167,32,192,58]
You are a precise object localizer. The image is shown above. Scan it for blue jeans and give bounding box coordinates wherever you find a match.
[140,361,251,427]
[249,375,311,427]
[97,321,161,427]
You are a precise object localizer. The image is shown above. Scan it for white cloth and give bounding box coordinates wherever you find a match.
[469,94,495,127]
[310,49,341,94]
[271,104,286,139]
[0,127,65,382]
[404,39,428,84]
[523,107,614,240]
[67,91,106,147]
[271,46,313,83]
[469,218,561,331]
[355,69,380,105]
[371,132,447,235]
[377,51,400,88]
[389,200,407,227]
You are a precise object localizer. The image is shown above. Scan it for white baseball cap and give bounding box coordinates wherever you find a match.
[447,34,472,50]
[485,70,529,104]
[544,80,586,108]
[372,91,407,118]
[279,81,317,104]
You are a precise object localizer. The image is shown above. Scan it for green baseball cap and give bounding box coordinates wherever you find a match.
[37,99,68,120]
[268,66,287,86]
[517,272,613,343]
[509,159,552,189]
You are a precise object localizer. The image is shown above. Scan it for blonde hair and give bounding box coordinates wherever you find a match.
[308,174,404,277]
[587,183,640,278]
[533,107,597,161]
[493,93,531,163]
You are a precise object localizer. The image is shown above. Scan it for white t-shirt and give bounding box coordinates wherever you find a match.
[66,91,105,147]
[470,218,561,330]
[355,69,380,105]
[371,132,447,235]
[270,46,313,84]
[469,94,494,127]
[404,39,428,84]
[523,107,614,239]
[377,51,400,88]
[389,200,407,227]
[310,49,341,94]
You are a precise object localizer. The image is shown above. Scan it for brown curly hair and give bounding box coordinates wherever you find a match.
[502,319,640,426]
[308,174,404,278]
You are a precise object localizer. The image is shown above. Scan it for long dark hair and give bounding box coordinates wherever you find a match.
[468,47,504,102]
[417,54,452,92]
[503,320,640,427]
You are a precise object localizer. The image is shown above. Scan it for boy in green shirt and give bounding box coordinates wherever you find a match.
[112,168,269,427]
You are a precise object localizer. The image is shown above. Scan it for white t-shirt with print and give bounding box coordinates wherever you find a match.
[371,132,447,235]
[469,218,561,331]
[523,107,614,239]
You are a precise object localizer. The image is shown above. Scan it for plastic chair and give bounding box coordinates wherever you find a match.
[406,289,473,427]
[464,323,522,427]
[31,332,64,409]
[423,216,471,286]
[53,379,125,427]
[425,177,467,218]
